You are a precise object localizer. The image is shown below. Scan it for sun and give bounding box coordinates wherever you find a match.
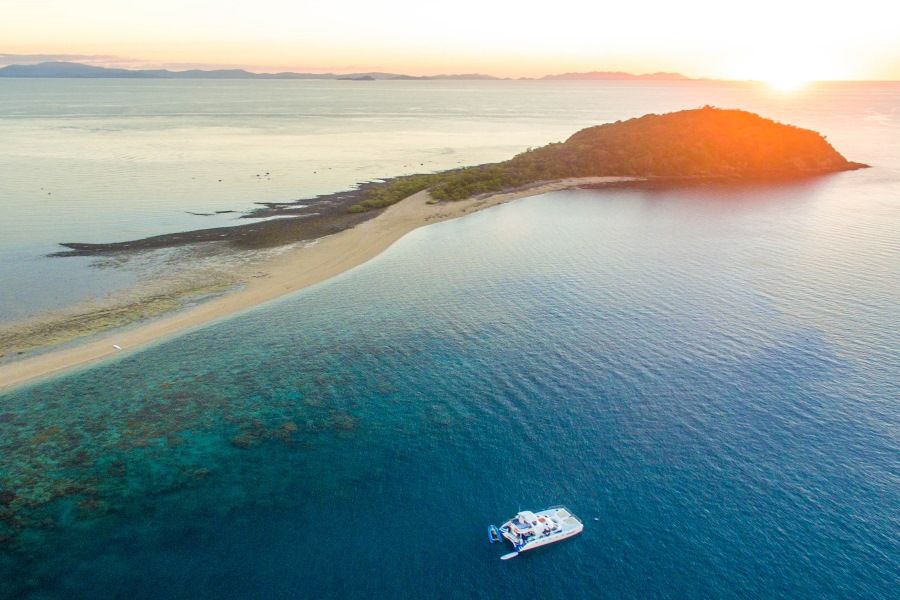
[729,52,828,92]
[756,62,812,91]
[765,74,809,92]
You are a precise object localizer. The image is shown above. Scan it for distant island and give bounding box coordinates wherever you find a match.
[0,61,696,81]
[56,107,865,256]
[0,61,486,80]
[540,71,689,80]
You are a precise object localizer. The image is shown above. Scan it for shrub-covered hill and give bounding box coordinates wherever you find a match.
[55,108,866,256]
[548,106,859,176]
[349,107,865,212]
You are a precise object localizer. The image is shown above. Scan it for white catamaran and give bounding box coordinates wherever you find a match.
[488,506,583,560]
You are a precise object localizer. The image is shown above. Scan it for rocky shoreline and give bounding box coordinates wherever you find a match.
[52,182,388,256]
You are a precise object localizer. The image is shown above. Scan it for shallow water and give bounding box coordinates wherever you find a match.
[1,170,897,596]
[2,79,898,320]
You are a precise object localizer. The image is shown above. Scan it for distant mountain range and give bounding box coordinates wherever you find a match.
[0,61,694,81]
[540,71,690,80]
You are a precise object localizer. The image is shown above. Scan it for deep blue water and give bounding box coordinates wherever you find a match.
[1,175,898,598]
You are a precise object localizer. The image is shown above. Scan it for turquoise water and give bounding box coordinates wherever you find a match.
[1,171,898,596]
[2,79,898,320]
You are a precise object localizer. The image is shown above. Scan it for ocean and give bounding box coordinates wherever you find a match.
[0,80,898,598]
[1,79,897,320]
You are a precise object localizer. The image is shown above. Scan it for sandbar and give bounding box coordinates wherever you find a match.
[0,177,635,392]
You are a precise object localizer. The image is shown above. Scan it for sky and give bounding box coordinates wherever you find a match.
[1,0,898,80]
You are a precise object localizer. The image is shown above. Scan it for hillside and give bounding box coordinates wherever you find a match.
[348,107,866,211]
[54,107,865,255]
[0,61,500,80]
[0,61,696,81]
[548,107,860,176]
[540,71,689,80]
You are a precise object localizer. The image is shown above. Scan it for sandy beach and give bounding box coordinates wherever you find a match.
[0,177,634,392]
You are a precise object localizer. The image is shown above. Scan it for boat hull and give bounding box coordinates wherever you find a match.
[516,523,582,552]
[494,506,584,557]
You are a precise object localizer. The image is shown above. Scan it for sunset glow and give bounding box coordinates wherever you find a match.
[1,0,897,79]
[765,76,809,92]
[0,0,897,593]
[728,49,847,91]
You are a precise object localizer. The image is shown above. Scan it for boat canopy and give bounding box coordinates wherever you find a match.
[517,511,538,522]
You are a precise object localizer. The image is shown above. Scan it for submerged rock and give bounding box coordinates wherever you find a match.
[229,432,259,449]
[30,426,62,445]
[64,450,92,467]
[77,496,109,515]
[330,412,358,432]
[107,459,127,477]
[271,421,299,443]
[229,422,266,449]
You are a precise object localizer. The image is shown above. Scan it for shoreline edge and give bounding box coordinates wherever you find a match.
[0,177,635,392]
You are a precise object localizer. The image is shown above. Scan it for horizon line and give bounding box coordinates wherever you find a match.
[1,60,899,83]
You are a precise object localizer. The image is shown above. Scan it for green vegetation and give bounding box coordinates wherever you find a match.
[347,174,440,213]
[347,152,568,212]
[349,107,863,212]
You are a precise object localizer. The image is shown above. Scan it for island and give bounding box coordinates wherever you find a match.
[0,61,695,81]
[56,107,865,256]
[0,107,866,390]
[346,106,864,211]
